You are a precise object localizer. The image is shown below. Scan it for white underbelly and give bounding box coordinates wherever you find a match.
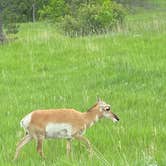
[45,123,72,138]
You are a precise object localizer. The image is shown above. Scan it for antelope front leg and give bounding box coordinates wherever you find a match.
[74,135,93,157]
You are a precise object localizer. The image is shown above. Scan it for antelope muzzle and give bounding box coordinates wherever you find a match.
[111,113,120,122]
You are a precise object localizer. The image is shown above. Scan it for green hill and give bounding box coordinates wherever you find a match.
[0,10,166,166]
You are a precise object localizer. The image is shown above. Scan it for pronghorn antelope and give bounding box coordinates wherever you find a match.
[14,98,119,160]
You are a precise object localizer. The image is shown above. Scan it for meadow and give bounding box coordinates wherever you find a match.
[0,9,166,166]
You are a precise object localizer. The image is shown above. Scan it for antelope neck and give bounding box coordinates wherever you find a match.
[83,106,103,128]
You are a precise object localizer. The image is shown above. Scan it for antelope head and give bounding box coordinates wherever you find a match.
[97,98,119,122]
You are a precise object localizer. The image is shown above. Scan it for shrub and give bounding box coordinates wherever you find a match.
[39,0,126,36]
[78,4,102,35]
[61,15,81,36]
[63,1,126,36]
[39,0,68,21]
[6,23,19,34]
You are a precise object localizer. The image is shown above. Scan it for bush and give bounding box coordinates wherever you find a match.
[6,23,19,34]
[63,1,126,36]
[40,0,126,36]
[78,4,103,34]
[39,0,69,21]
[61,15,81,36]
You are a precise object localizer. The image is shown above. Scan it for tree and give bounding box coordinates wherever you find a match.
[0,2,6,42]
[0,0,48,43]
[32,1,36,22]
[0,0,20,42]
[31,0,49,22]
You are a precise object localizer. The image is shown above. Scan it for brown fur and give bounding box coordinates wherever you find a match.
[14,101,119,160]
[30,103,102,134]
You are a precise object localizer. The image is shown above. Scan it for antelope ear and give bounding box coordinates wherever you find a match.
[97,96,101,102]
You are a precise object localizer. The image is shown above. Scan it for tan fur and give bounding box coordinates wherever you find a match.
[14,100,119,160]
[30,109,85,135]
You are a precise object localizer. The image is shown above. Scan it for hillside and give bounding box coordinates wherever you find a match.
[0,10,166,166]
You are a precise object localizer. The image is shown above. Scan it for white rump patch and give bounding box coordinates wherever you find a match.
[20,113,32,129]
[45,123,72,139]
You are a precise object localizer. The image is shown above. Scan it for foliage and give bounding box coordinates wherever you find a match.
[5,24,19,34]
[0,0,48,38]
[40,0,126,36]
[60,15,81,36]
[39,0,67,21]
[77,1,126,35]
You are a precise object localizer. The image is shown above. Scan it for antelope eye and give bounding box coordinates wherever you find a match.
[105,107,110,111]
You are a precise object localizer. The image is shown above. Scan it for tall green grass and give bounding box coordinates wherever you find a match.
[0,11,166,166]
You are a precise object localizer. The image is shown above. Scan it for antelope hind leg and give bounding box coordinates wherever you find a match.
[14,134,32,160]
[36,136,45,158]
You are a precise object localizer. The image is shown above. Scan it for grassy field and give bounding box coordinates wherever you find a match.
[0,9,166,166]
